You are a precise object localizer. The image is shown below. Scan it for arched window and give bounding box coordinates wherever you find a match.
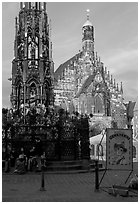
[94,94,104,114]
[30,83,37,94]
[16,82,23,109]
[133,145,136,158]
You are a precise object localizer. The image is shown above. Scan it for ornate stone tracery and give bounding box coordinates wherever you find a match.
[11,2,54,113]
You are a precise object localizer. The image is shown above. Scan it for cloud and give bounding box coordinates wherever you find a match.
[53,36,81,70]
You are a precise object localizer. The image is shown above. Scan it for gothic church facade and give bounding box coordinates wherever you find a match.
[54,11,127,129]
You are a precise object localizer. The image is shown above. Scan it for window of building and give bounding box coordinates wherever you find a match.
[133,145,136,158]
[94,94,104,114]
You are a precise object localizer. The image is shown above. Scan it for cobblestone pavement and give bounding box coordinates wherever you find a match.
[2,170,138,202]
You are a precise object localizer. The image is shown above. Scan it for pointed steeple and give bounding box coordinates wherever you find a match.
[96,52,98,61]
[100,62,104,74]
[105,67,107,74]
[110,75,113,84]
[120,82,123,94]
[15,16,18,36]
[83,9,93,27]
[113,79,116,88]
[116,83,119,91]
[14,16,18,58]
[87,9,90,20]
[108,71,110,80]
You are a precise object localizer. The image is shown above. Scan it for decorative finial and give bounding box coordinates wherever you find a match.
[44,2,46,11]
[108,71,110,78]
[114,79,116,88]
[111,75,113,84]
[117,83,119,91]
[86,9,90,20]
[120,82,123,94]
[96,52,98,60]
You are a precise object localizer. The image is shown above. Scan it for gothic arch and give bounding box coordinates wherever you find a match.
[16,80,23,109]
[93,93,104,114]
[15,78,23,96]
[26,77,40,85]
[29,82,37,99]
[44,78,51,87]
[26,78,40,104]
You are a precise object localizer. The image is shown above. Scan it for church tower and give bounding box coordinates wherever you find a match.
[11,2,54,113]
[82,9,94,56]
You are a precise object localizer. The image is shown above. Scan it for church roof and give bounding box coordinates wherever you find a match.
[54,52,82,81]
[75,74,94,98]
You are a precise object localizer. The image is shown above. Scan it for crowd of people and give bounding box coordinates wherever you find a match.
[4,142,47,174]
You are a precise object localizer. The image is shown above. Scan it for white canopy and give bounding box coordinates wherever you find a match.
[90,132,106,145]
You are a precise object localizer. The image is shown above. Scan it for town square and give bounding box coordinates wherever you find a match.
[2,2,138,202]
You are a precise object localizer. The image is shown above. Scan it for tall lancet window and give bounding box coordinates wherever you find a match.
[35,36,38,59]
[16,82,23,109]
[94,94,104,114]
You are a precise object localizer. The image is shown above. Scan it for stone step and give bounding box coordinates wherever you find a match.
[46,160,83,166]
[2,159,104,173]
[45,164,82,171]
[44,160,103,172]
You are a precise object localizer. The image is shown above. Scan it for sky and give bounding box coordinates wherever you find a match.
[2,2,138,108]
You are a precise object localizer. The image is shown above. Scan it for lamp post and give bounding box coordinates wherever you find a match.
[94,159,99,191]
[40,157,46,191]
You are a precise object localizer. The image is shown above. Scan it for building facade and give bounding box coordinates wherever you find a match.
[54,10,127,129]
[10,2,54,114]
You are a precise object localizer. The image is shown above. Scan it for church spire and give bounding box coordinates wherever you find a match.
[108,71,110,79]
[83,9,93,27]
[82,9,94,53]
[86,9,90,21]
